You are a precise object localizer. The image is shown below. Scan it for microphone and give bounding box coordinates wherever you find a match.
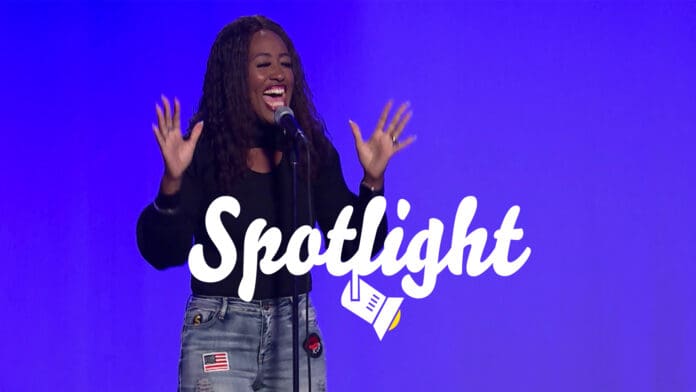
[274,106,307,142]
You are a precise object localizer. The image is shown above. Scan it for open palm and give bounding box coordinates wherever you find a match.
[152,95,204,191]
[349,100,415,188]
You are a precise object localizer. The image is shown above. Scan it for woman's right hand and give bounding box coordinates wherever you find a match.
[152,95,204,195]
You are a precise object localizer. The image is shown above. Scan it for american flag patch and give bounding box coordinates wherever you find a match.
[202,352,229,373]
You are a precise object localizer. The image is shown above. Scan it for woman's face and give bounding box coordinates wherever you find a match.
[248,29,294,124]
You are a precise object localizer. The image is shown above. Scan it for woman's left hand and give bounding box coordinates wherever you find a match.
[349,100,415,190]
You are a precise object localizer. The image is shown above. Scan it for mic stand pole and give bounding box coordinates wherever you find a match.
[289,130,306,392]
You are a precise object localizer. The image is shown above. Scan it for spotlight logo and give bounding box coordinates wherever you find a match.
[188,196,531,340]
[341,277,403,340]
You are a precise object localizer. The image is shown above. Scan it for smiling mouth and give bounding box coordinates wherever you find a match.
[262,86,286,110]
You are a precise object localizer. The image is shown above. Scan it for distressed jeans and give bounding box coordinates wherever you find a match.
[178,294,327,392]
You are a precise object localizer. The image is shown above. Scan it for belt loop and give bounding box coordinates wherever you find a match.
[218,298,228,320]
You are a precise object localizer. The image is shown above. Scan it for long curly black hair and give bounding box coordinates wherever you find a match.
[189,15,329,194]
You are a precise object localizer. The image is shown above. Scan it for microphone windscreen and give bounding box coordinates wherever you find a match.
[274,106,294,126]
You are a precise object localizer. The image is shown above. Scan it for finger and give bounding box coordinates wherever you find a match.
[155,104,167,136]
[152,123,165,149]
[394,135,417,152]
[189,121,204,145]
[173,97,181,131]
[374,100,393,133]
[386,101,410,134]
[161,94,173,129]
[392,110,412,140]
[348,119,363,146]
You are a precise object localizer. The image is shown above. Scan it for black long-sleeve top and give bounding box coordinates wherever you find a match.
[136,137,387,299]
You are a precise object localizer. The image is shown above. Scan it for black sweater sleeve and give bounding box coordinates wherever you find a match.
[313,144,388,259]
[136,154,204,270]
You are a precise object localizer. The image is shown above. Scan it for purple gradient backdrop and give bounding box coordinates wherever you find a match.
[1,1,694,391]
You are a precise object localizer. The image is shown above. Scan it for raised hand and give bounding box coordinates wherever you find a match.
[349,100,415,190]
[152,95,204,195]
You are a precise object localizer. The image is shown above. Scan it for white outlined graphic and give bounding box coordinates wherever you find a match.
[188,195,531,338]
[340,277,403,340]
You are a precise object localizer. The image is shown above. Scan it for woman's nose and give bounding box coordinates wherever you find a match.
[270,64,285,81]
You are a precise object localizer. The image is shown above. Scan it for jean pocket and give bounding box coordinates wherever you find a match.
[183,298,220,328]
[301,299,319,325]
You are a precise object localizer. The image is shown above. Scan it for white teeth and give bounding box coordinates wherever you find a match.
[263,87,285,95]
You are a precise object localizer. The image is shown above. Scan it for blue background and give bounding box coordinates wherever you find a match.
[1,1,694,391]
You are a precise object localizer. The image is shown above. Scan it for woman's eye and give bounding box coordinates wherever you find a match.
[282,62,293,68]
[257,62,271,68]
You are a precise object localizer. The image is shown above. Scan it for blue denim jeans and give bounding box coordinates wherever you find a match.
[178,294,327,392]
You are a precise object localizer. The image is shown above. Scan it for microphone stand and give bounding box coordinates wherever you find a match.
[275,106,310,392]
[288,128,307,392]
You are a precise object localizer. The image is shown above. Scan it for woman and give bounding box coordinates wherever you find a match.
[137,15,413,391]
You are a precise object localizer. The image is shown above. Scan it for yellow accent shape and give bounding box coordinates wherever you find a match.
[388,310,401,331]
